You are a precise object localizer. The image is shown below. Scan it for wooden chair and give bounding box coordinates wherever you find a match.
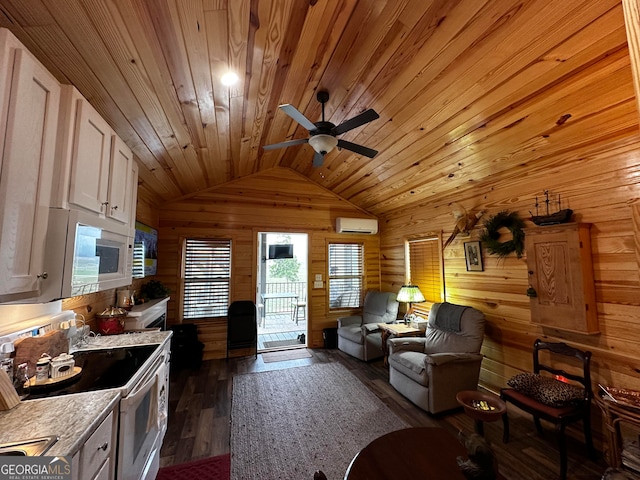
[501,339,596,480]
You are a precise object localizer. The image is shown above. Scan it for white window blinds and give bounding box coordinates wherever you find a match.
[328,243,364,309]
[183,238,231,319]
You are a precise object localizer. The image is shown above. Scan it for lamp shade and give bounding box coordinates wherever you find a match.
[396,285,426,304]
[308,134,338,155]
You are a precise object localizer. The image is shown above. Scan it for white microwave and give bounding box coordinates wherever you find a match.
[39,208,133,301]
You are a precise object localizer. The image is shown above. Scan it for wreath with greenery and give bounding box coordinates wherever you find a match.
[479,210,525,258]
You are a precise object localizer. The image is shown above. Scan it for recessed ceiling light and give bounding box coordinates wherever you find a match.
[221,72,239,86]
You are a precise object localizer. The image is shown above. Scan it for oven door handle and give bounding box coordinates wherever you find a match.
[126,353,164,401]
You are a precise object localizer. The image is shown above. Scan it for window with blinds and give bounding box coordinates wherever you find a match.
[328,243,364,309]
[407,237,443,315]
[183,238,231,319]
[132,242,145,279]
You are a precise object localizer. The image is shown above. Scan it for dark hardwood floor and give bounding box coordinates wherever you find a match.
[160,348,608,479]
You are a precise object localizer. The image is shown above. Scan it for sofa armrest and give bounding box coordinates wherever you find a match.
[424,352,483,366]
[337,316,361,328]
[388,337,426,354]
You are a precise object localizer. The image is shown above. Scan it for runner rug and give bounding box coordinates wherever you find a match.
[230,362,409,479]
[156,454,230,480]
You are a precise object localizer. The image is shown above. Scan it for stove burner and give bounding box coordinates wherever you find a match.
[27,344,157,399]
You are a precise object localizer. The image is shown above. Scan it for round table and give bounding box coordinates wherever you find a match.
[344,427,468,480]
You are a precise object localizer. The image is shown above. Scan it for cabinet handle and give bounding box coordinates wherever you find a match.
[37,272,48,279]
[98,442,108,451]
[111,205,118,211]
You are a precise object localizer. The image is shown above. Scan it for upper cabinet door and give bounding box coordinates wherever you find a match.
[108,135,133,224]
[525,223,598,335]
[0,46,60,299]
[68,99,112,215]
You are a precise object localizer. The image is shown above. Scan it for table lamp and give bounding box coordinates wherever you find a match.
[396,285,426,324]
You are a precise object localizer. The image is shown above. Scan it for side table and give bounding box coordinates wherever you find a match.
[377,323,421,366]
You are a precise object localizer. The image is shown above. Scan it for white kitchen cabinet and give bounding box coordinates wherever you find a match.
[0,28,61,301]
[69,90,113,215]
[72,409,117,480]
[53,85,137,229]
[128,160,139,236]
[108,135,134,224]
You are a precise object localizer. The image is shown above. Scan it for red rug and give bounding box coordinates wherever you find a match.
[156,454,230,480]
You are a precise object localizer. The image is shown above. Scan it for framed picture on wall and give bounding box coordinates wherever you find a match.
[464,241,483,272]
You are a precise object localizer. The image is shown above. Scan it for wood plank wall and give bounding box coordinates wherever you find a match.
[156,167,381,359]
[379,131,640,444]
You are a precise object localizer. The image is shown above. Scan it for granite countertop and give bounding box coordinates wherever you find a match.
[0,331,172,457]
[72,330,171,352]
[0,389,120,457]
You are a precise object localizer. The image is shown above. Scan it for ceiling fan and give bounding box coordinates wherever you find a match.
[263,91,379,167]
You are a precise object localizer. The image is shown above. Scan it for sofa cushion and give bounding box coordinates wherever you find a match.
[336,324,364,345]
[506,372,584,407]
[388,351,429,387]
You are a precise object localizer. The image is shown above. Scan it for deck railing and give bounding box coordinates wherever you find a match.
[261,281,306,314]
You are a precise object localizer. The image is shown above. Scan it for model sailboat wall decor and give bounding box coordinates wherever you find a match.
[529,190,573,226]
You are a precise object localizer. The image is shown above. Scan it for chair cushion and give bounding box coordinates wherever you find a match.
[388,351,429,386]
[362,291,399,324]
[336,324,364,344]
[501,388,580,418]
[506,372,584,407]
[423,303,485,354]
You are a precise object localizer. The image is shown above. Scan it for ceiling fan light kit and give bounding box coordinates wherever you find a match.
[308,134,338,155]
[263,90,380,167]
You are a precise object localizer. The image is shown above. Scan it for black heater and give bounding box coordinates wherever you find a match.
[227,301,258,359]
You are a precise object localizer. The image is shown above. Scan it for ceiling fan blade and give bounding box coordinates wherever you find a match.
[263,138,309,150]
[333,109,379,135]
[337,139,378,158]
[279,104,317,131]
[312,151,324,167]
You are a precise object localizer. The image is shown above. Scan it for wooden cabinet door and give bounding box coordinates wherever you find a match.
[107,135,132,224]
[68,98,112,215]
[525,223,598,334]
[0,47,60,299]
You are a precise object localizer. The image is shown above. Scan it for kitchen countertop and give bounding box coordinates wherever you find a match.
[72,330,171,352]
[0,330,172,457]
[0,389,120,457]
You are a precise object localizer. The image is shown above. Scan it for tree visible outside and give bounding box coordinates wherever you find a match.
[268,235,301,282]
[268,257,300,282]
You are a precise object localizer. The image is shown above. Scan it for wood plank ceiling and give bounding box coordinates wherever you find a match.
[0,0,634,216]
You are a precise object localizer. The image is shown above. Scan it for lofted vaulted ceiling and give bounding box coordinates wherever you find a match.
[0,0,635,216]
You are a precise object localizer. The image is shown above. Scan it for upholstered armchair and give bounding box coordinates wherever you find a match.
[387,302,485,414]
[337,291,399,361]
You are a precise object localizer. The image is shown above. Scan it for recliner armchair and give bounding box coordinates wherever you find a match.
[337,291,399,361]
[387,302,485,414]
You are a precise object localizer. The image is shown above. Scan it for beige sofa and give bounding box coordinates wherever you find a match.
[387,302,485,414]
[337,291,399,361]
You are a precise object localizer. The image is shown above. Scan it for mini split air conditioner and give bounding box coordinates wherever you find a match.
[336,217,378,235]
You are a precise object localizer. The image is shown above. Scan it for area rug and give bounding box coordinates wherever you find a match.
[261,348,312,363]
[156,453,230,480]
[230,363,409,479]
[263,339,301,348]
